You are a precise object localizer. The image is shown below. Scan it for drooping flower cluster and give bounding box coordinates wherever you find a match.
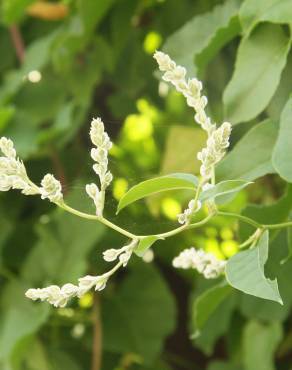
[25,275,107,308]
[178,199,202,225]
[0,137,39,195]
[0,137,63,203]
[197,121,232,181]
[25,238,138,308]
[172,247,226,279]
[154,51,215,133]
[86,118,113,216]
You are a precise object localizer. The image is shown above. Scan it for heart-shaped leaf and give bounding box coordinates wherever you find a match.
[226,230,282,304]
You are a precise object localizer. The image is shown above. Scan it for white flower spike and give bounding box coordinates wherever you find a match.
[86,118,113,216]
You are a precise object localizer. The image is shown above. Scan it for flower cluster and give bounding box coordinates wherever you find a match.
[173,247,226,279]
[154,51,232,221]
[0,137,39,195]
[86,118,113,216]
[154,51,215,133]
[26,238,138,307]
[197,121,232,181]
[26,274,107,308]
[178,199,202,225]
[103,239,138,267]
[0,137,63,203]
[40,174,63,203]
[26,273,109,308]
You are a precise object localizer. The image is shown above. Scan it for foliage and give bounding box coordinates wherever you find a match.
[0,1,292,370]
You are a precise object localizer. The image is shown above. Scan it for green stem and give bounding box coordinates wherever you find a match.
[217,211,262,228]
[263,221,292,229]
[218,211,292,231]
[58,202,137,239]
[143,213,213,239]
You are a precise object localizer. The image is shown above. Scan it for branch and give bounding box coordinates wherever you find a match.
[91,294,102,370]
[9,25,25,63]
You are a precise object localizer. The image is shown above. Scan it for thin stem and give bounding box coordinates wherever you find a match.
[9,25,25,63]
[58,202,137,239]
[263,221,292,229]
[217,211,262,228]
[91,294,102,370]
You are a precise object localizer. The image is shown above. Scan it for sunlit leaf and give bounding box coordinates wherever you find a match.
[117,173,198,213]
[200,180,252,204]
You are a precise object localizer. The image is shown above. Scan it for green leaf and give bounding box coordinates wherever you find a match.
[117,173,198,213]
[240,0,292,35]
[272,97,292,182]
[223,23,290,124]
[0,280,50,366]
[216,119,278,181]
[240,232,292,322]
[134,236,163,257]
[103,262,176,364]
[163,0,241,74]
[243,320,283,370]
[226,230,283,304]
[192,287,237,355]
[193,282,232,336]
[199,180,252,204]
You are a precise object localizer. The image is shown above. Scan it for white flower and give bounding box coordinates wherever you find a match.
[172,247,226,279]
[154,51,215,133]
[89,118,113,191]
[119,250,132,267]
[177,199,202,225]
[0,137,40,196]
[86,183,103,216]
[198,122,232,181]
[77,275,107,296]
[86,118,113,215]
[40,174,63,203]
[0,137,16,158]
[94,277,107,291]
[103,248,120,262]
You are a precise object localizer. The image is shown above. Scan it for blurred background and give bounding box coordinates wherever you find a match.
[0,0,292,369]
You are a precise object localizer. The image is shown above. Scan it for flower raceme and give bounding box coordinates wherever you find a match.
[2,51,234,308]
[25,239,137,307]
[154,50,232,221]
[86,117,113,216]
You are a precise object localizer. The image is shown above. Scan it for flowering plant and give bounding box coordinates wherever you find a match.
[1,51,290,311]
